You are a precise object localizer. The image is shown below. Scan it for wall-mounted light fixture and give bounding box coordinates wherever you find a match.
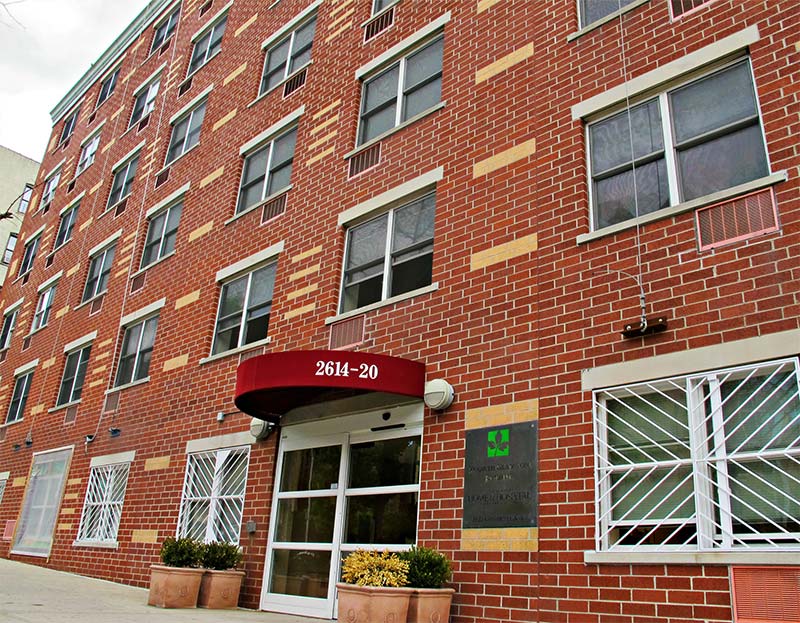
[109,427,121,438]
[424,379,455,411]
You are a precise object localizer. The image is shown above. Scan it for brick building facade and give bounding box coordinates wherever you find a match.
[0,0,798,621]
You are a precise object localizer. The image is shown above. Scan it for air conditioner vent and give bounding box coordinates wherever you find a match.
[696,188,778,252]
[732,566,800,623]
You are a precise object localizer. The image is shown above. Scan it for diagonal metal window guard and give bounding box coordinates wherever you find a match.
[594,358,800,551]
[178,446,249,544]
[77,462,131,543]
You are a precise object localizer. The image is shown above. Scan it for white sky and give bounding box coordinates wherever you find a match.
[0,0,150,163]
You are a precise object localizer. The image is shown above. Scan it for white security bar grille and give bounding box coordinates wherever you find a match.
[594,358,800,551]
[77,462,131,543]
[178,446,249,544]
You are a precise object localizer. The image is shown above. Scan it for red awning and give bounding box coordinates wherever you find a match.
[235,350,425,421]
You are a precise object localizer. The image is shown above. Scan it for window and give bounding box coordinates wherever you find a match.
[237,128,296,214]
[54,203,79,249]
[358,36,444,145]
[57,345,91,406]
[151,6,180,53]
[188,14,227,76]
[59,106,80,144]
[18,184,32,213]
[671,0,712,17]
[594,358,800,551]
[2,233,17,264]
[6,371,33,424]
[178,446,249,543]
[588,60,769,230]
[32,283,57,331]
[213,263,276,355]
[107,155,139,208]
[165,101,206,164]
[373,0,397,13]
[340,193,435,313]
[129,78,160,128]
[0,476,6,506]
[41,170,61,208]
[579,0,638,28]
[115,315,158,387]
[76,460,131,544]
[141,201,182,268]
[12,447,72,557]
[259,15,316,95]
[96,67,119,107]
[76,133,100,175]
[82,245,115,302]
[18,235,39,276]
[0,308,18,350]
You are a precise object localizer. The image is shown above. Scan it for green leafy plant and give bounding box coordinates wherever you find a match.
[201,540,243,570]
[398,546,452,589]
[341,549,409,587]
[159,536,203,568]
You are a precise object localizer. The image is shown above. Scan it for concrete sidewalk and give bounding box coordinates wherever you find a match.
[0,558,323,622]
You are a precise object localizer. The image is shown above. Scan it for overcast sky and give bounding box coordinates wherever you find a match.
[0,0,150,163]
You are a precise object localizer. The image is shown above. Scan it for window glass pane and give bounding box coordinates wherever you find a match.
[392,196,435,253]
[185,103,206,150]
[405,38,443,90]
[249,265,276,307]
[404,78,442,121]
[391,251,432,297]
[242,147,269,187]
[219,276,247,318]
[272,129,297,165]
[593,158,669,229]
[346,216,387,271]
[270,550,330,598]
[344,492,418,544]
[728,460,800,528]
[361,106,397,144]
[610,467,695,521]
[349,436,421,488]
[591,100,663,175]
[677,124,768,201]
[580,0,636,27]
[280,446,342,492]
[364,66,399,112]
[671,62,758,144]
[275,497,336,542]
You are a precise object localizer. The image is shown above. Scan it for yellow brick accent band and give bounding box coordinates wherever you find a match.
[111,105,125,121]
[477,0,503,12]
[235,14,257,37]
[41,357,56,370]
[313,99,342,120]
[461,527,539,551]
[200,166,225,189]
[291,245,323,263]
[306,145,336,166]
[163,354,189,372]
[325,23,352,43]
[175,290,202,309]
[57,523,73,532]
[213,108,237,131]
[89,181,103,195]
[328,7,354,29]
[79,217,94,232]
[145,456,171,471]
[60,507,76,515]
[329,0,354,17]
[88,379,105,389]
[311,115,339,135]
[188,221,214,242]
[55,305,70,319]
[465,398,539,430]
[96,351,110,361]
[12,477,27,487]
[471,233,538,271]
[224,62,248,86]
[284,303,317,321]
[114,266,129,279]
[101,138,117,154]
[132,529,159,544]
[476,43,534,84]
[308,130,337,151]
[796,41,800,53]
[287,283,319,301]
[31,404,45,415]
[67,478,83,487]
[91,365,108,375]
[473,138,536,178]
[98,338,113,349]
[289,263,321,282]
[64,492,79,500]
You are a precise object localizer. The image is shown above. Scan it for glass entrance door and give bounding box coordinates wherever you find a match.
[261,407,422,619]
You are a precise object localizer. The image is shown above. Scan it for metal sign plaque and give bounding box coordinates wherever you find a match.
[463,421,538,529]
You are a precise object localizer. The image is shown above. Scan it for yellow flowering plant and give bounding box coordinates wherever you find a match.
[341,549,409,587]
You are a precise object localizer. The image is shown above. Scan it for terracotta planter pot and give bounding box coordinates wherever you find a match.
[336,582,414,623]
[197,569,246,609]
[407,587,455,623]
[147,564,204,608]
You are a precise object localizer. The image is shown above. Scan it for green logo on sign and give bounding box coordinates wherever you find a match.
[487,428,510,457]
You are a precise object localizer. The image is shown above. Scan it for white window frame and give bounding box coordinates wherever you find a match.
[106,154,140,209]
[59,105,81,144]
[151,4,180,54]
[129,75,161,128]
[2,233,17,265]
[75,453,134,546]
[54,200,80,250]
[142,201,183,269]
[11,447,73,557]
[0,302,21,350]
[178,445,250,544]
[76,132,101,176]
[187,10,228,77]
[41,169,61,208]
[259,9,318,96]
[56,343,92,407]
[165,98,207,165]
[585,57,770,232]
[372,0,399,15]
[82,244,116,303]
[96,66,120,108]
[114,308,160,388]
[18,184,33,213]
[593,357,800,554]
[32,281,58,332]
[0,472,7,506]
[17,233,40,277]
[6,361,37,425]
